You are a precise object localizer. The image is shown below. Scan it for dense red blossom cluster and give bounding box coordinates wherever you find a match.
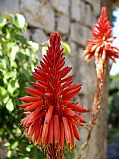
[20,32,88,154]
[84,7,119,63]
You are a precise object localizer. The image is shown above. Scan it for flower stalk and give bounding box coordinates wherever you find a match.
[79,7,119,158]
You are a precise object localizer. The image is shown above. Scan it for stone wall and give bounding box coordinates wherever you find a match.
[0,0,101,158]
[0,0,100,45]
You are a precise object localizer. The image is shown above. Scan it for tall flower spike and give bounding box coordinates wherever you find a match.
[84,7,119,64]
[78,7,119,158]
[20,32,88,159]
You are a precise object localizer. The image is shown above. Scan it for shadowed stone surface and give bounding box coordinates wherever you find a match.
[107,143,119,159]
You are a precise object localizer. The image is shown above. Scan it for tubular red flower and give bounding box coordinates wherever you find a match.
[84,7,119,63]
[60,122,65,149]
[20,32,88,155]
[54,115,60,144]
[47,117,53,143]
[42,106,53,143]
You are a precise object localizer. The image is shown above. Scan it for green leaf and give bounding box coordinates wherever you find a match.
[0,16,6,28]
[31,53,38,66]
[61,42,71,56]
[0,86,7,97]
[26,147,31,152]
[14,79,19,88]
[0,58,6,69]
[12,127,21,134]
[28,41,39,52]
[7,150,12,158]
[11,141,18,149]
[3,71,17,80]
[41,45,48,57]
[3,95,9,104]
[13,14,26,29]
[6,98,14,112]
[10,45,19,62]
[0,50,2,56]
[8,83,14,95]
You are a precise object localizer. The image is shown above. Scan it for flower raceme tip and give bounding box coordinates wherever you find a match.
[20,32,88,156]
[84,7,119,63]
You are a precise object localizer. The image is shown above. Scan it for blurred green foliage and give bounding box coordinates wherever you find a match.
[0,13,46,159]
[0,13,74,159]
[108,74,119,128]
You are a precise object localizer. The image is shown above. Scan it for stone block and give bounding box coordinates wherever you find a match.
[70,23,91,46]
[92,0,100,16]
[71,0,85,23]
[68,42,79,75]
[84,0,100,16]
[71,0,93,26]
[31,29,48,44]
[78,48,96,96]
[50,0,69,15]
[85,4,92,26]
[92,14,98,26]
[57,15,70,34]
[20,0,55,33]
[0,0,19,13]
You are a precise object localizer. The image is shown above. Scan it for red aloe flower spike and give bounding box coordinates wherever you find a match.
[20,32,88,158]
[79,7,119,157]
[84,7,119,64]
[83,7,119,128]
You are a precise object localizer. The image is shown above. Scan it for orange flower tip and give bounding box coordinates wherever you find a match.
[77,116,86,123]
[101,6,107,15]
[80,118,86,123]
[51,31,59,37]
[66,140,71,148]
[77,137,80,141]
[83,108,89,113]
[69,144,73,152]
[19,97,24,101]
[41,137,47,144]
